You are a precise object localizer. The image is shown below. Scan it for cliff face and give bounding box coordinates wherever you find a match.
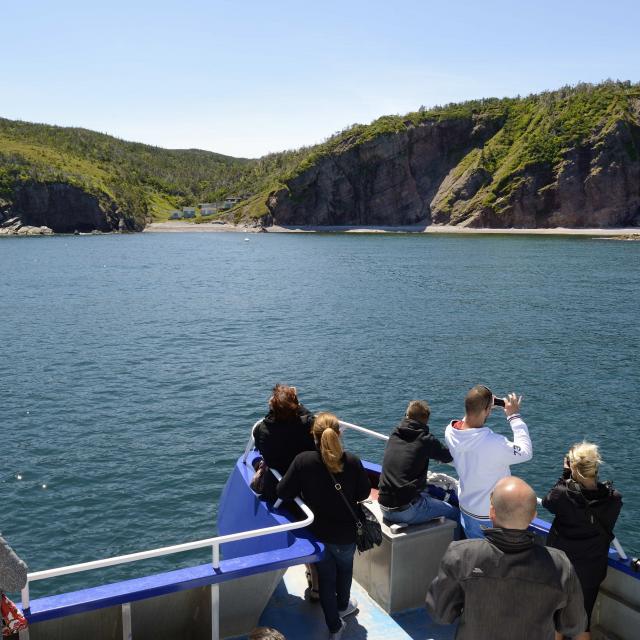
[266,88,640,229]
[267,115,504,226]
[0,182,142,233]
[467,120,640,228]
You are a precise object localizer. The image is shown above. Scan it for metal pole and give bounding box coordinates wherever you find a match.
[338,420,389,441]
[122,602,132,640]
[18,583,30,640]
[211,545,221,640]
[612,537,628,561]
[242,420,262,464]
[211,583,220,640]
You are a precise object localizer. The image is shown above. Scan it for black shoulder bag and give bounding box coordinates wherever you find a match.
[327,469,382,553]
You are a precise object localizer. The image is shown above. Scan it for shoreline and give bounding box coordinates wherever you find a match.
[144,221,640,237]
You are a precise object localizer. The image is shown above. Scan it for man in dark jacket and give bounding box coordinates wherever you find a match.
[378,400,459,526]
[426,477,587,640]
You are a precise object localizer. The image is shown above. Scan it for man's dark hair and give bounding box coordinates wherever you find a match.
[406,400,430,424]
[464,385,493,416]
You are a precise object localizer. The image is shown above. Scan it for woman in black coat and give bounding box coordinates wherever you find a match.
[253,384,315,502]
[543,442,622,640]
[277,412,371,640]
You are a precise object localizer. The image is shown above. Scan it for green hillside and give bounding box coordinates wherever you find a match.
[0,118,310,226]
[2,80,639,231]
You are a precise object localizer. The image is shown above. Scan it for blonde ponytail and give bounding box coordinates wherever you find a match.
[568,441,601,485]
[312,412,344,473]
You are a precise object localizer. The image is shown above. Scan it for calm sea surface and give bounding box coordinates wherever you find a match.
[1,232,639,595]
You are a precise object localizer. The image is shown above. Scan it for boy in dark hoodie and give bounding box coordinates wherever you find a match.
[378,400,459,526]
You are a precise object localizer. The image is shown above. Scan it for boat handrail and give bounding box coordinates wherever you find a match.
[338,420,389,441]
[21,485,315,640]
[242,417,388,466]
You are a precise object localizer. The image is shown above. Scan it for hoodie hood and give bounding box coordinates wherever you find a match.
[565,479,616,511]
[394,417,430,442]
[444,420,492,453]
[484,527,537,553]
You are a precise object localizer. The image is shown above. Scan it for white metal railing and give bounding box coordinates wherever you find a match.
[242,418,389,466]
[21,473,314,640]
[338,420,389,442]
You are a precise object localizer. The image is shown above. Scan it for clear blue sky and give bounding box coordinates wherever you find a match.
[3,0,639,158]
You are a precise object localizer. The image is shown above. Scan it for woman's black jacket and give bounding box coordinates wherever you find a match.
[277,450,371,544]
[542,469,622,588]
[253,405,315,500]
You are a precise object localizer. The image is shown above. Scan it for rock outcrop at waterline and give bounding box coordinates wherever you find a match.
[0,182,141,234]
[264,84,640,228]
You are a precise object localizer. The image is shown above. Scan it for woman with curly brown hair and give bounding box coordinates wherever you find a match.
[253,384,315,502]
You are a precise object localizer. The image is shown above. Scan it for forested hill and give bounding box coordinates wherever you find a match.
[0,118,310,232]
[2,81,640,233]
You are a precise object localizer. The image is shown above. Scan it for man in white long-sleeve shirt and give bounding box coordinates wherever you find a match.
[445,385,532,538]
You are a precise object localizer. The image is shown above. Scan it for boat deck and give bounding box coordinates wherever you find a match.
[254,564,457,640]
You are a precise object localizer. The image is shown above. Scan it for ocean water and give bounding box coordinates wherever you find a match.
[1,231,639,596]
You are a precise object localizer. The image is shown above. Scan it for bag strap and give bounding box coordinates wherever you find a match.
[326,468,363,530]
[583,502,614,541]
[569,480,614,541]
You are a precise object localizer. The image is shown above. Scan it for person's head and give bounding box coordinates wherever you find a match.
[406,400,430,425]
[567,441,601,485]
[489,477,537,530]
[268,384,299,421]
[312,412,343,473]
[464,385,494,425]
[248,627,286,640]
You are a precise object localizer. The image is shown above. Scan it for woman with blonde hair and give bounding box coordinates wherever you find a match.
[543,442,623,640]
[277,413,371,640]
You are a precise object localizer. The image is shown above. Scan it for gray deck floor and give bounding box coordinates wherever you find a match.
[256,565,457,639]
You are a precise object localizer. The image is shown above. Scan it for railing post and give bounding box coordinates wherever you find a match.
[122,602,132,640]
[21,584,30,610]
[19,584,30,640]
[211,544,220,640]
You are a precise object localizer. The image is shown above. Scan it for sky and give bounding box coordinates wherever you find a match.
[2,0,640,158]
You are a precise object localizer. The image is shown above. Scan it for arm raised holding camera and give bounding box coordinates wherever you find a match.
[492,392,533,464]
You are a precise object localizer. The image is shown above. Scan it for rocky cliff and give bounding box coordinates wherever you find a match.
[0,182,141,234]
[265,83,640,228]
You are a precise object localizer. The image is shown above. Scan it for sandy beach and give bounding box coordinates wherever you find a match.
[144,221,640,237]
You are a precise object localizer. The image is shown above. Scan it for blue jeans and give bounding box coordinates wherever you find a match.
[460,511,492,539]
[382,493,460,529]
[316,542,356,633]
